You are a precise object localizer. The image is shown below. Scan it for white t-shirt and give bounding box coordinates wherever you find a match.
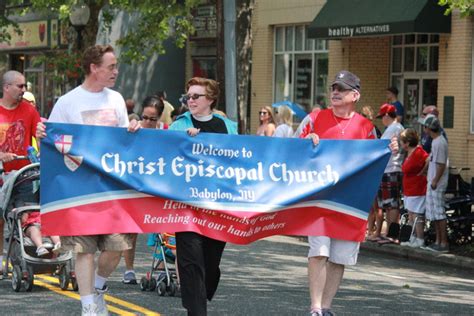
[274,124,294,138]
[381,121,404,173]
[49,86,129,127]
[428,135,449,185]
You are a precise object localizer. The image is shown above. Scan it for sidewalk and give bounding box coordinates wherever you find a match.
[360,240,474,271]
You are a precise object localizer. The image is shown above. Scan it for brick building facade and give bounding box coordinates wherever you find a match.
[251,0,474,179]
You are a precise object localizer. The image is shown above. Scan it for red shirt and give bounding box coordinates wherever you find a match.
[402,145,428,196]
[299,108,376,140]
[0,100,41,172]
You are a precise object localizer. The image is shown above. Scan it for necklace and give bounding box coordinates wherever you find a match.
[332,111,354,135]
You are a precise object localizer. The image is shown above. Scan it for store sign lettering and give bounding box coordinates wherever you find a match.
[0,20,50,51]
[328,24,390,38]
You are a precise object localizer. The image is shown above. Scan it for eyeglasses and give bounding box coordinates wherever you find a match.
[10,84,26,89]
[259,111,268,115]
[142,115,158,122]
[331,85,353,93]
[181,94,206,102]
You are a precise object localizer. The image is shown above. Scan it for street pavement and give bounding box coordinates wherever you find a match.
[1,234,473,315]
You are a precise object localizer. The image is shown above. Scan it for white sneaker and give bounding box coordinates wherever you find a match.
[94,290,109,316]
[81,303,99,316]
[409,238,424,248]
[400,236,415,247]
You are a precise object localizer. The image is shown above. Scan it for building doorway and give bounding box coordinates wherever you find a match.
[403,76,438,128]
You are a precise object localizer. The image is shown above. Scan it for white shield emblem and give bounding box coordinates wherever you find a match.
[64,154,83,172]
[55,135,73,154]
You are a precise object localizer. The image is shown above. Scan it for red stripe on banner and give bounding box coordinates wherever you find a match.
[41,197,367,244]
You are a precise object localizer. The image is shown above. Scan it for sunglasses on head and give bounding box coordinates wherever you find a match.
[142,115,158,122]
[181,93,206,102]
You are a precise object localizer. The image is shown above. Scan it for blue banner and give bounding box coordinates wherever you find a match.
[40,123,390,243]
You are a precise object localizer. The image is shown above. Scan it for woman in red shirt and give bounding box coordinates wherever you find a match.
[400,129,429,248]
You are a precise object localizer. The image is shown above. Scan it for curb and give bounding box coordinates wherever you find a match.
[360,241,474,271]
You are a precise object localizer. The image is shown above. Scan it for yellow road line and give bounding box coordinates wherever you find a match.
[35,275,160,316]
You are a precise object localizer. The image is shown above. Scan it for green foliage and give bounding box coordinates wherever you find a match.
[34,50,83,85]
[439,0,473,17]
[2,0,199,63]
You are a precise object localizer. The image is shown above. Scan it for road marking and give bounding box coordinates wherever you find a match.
[35,274,160,316]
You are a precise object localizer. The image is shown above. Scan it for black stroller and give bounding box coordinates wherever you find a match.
[0,161,76,292]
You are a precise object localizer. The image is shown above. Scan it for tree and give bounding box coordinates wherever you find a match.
[439,0,473,17]
[1,0,199,63]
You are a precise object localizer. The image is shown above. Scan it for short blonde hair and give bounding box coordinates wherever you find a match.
[275,105,293,125]
[360,105,375,121]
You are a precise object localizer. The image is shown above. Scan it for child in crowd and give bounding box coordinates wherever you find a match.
[399,129,429,248]
[21,211,61,256]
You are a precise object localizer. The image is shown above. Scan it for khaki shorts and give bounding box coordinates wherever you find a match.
[60,234,133,254]
[308,236,360,266]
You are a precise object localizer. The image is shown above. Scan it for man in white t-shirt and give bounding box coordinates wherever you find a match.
[37,45,140,315]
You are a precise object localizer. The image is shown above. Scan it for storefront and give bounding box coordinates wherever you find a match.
[0,18,66,117]
[252,0,474,178]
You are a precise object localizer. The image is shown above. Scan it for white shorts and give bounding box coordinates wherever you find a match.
[403,195,426,214]
[308,236,360,266]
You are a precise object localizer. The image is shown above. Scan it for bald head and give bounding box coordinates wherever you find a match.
[2,70,24,87]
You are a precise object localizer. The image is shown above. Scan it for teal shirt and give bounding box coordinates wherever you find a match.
[169,111,238,135]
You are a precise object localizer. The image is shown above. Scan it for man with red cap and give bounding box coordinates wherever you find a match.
[375,104,404,243]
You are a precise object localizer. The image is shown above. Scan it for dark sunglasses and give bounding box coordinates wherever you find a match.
[142,115,158,122]
[259,111,269,115]
[181,93,206,102]
[11,83,26,89]
[331,85,353,92]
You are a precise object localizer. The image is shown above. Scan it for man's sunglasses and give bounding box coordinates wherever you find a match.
[142,115,158,122]
[181,94,206,102]
[10,84,26,89]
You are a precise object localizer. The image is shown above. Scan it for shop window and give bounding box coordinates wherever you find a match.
[392,33,439,74]
[273,25,328,114]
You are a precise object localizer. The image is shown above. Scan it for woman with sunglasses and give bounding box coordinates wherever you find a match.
[139,95,168,130]
[256,105,276,136]
[170,77,237,316]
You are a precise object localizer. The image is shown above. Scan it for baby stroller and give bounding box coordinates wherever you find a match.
[140,233,179,296]
[0,160,75,292]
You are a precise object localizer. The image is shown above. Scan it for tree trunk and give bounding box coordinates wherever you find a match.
[235,0,253,134]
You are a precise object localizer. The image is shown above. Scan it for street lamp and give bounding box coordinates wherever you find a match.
[69,2,90,50]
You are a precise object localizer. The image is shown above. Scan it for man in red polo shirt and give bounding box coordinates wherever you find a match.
[299,70,376,316]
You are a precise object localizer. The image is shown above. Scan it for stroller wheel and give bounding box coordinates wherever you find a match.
[11,266,22,292]
[58,266,70,291]
[149,277,157,291]
[140,276,149,291]
[167,281,176,297]
[24,265,34,292]
[157,281,166,296]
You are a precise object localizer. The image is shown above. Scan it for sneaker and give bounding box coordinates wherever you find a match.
[437,244,449,253]
[43,242,54,248]
[94,287,109,316]
[310,311,322,316]
[36,246,49,257]
[409,238,424,248]
[322,310,335,316]
[81,303,99,316]
[122,270,137,284]
[400,240,412,247]
[52,242,62,254]
[423,244,441,252]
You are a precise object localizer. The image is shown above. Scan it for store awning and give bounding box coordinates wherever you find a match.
[308,0,451,39]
